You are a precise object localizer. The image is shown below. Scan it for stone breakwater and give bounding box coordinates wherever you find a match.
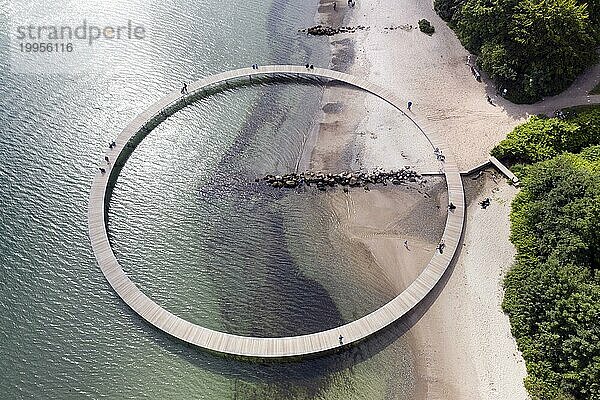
[299,25,369,36]
[299,24,413,36]
[259,168,426,191]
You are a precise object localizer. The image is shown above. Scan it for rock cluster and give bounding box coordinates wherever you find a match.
[299,25,368,36]
[383,24,413,31]
[260,168,424,191]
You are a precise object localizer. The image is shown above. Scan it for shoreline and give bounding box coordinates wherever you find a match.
[307,0,530,398]
[409,172,529,399]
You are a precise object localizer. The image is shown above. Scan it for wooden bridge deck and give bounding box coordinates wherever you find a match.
[88,65,466,358]
[489,156,519,185]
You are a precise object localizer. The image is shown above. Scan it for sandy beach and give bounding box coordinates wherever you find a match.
[307,0,536,398]
[409,174,528,399]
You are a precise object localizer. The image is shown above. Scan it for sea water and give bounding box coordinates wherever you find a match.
[0,0,418,398]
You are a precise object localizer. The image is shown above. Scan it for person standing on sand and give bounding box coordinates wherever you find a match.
[407,101,412,110]
[333,2,336,10]
[404,240,409,250]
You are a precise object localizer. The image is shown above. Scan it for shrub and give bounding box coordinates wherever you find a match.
[491,106,600,164]
[567,106,600,140]
[579,145,600,164]
[433,0,465,22]
[418,19,435,35]
[491,116,580,164]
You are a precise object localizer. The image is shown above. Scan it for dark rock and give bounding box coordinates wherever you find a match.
[300,24,369,36]
[261,167,421,192]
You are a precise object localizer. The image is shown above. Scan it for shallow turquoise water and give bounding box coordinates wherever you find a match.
[0,1,421,398]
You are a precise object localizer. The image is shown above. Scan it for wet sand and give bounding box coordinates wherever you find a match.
[324,179,447,294]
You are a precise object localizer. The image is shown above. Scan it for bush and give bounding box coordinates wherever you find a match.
[491,116,580,164]
[433,0,465,22]
[503,153,600,400]
[491,107,600,164]
[567,106,600,139]
[580,145,600,164]
[418,19,435,35]
[478,42,518,83]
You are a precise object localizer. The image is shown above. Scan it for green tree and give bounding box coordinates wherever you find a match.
[433,0,466,22]
[455,0,516,52]
[508,0,596,100]
[503,153,600,399]
[491,116,580,163]
[441,0,598,103]
[478,42,518,82]
[491,107,600,164]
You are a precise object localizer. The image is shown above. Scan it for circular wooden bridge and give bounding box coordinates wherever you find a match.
[88,65,465,358]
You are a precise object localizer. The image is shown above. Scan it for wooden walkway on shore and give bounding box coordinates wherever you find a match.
[489,156,519,185]
[88,65,466,358]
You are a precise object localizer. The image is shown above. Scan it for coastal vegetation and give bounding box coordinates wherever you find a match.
[418,19,435,35]
[492,107,600,399]
[491,106,600,164]
[434,0,599,103]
